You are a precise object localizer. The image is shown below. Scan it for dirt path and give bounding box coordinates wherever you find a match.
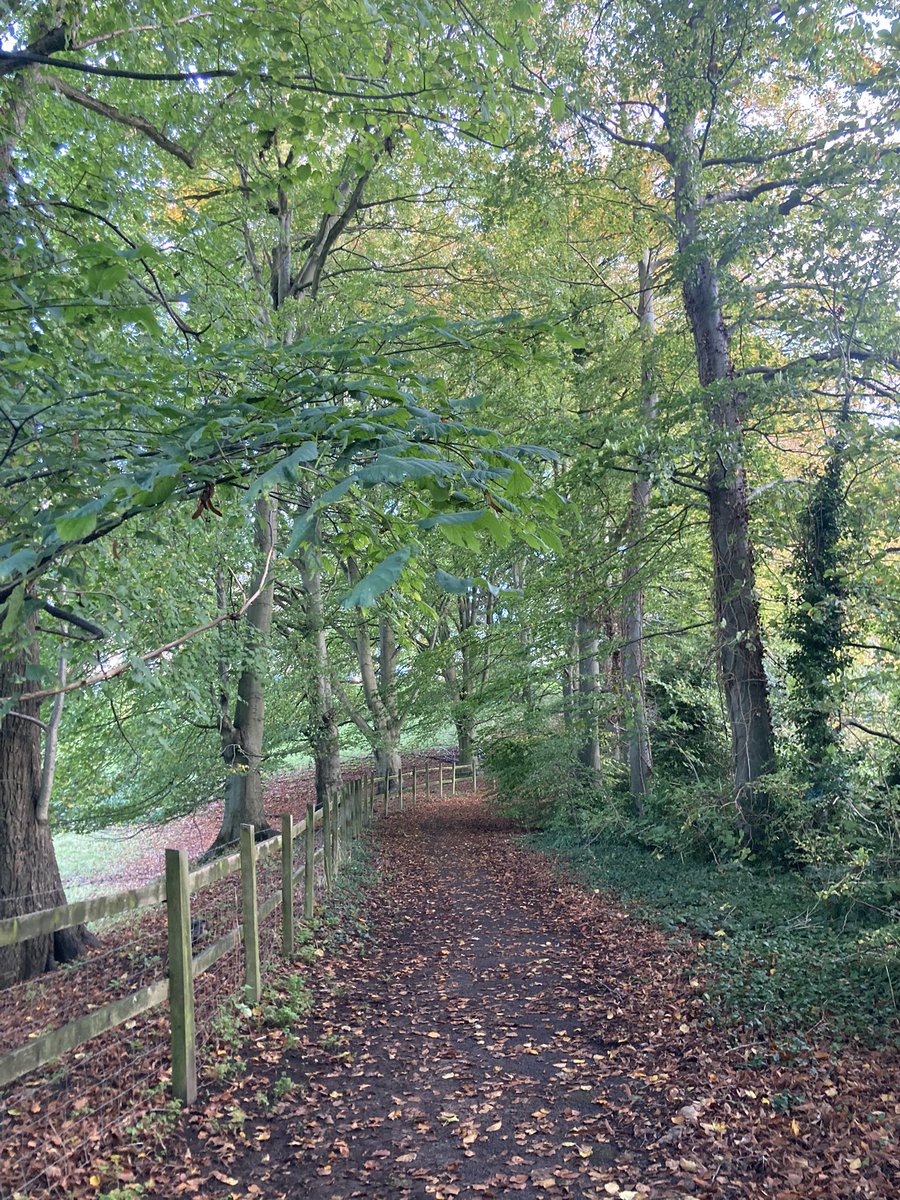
[153,789,898,1200]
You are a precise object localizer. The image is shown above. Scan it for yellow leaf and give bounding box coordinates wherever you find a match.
[89,1176,101,1188]
[604,1184,620,1195]
[848,1157,862,1171]
[791,1119,800,1136]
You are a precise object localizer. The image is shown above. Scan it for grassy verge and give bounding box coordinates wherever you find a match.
[54,828,150,900]
[533,829,900,1049]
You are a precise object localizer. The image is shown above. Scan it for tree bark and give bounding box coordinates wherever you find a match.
[671,115,776,851]
[354,609,402,788]
[561,627,578,734]
[441,593,481,765]
[298,549,342,814]
[621,250,657,812]
[212,499,276,849]
[576,614,601,771]
[0,632,93,987]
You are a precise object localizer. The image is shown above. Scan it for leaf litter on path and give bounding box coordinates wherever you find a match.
[142,788,899,1199]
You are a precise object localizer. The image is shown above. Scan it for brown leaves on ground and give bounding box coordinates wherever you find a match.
[142,789,899,1200]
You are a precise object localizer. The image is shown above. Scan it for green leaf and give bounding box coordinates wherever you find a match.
[341,546,414,609]
[0,548,38,582]
[0,583,25,637]
[418,508,487,530]
[434,569,473,594]
[247,443,318,500]
[55,512,99,542]
[550,93,566,122]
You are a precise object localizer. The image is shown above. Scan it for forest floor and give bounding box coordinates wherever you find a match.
[54,754,452,897]
[140,787,899,1200]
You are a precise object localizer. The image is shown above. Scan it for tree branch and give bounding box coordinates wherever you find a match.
[8,544,275,704]
[45,75,195,167]
[843,718,900,748]
[331,677,375,742]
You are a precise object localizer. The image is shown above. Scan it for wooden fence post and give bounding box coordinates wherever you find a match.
[473,758,478,792]
[398,769,404,812]
[384,773,390,817]
[304,802,315,919]
[452,762,457,794]
[240,825,261,1004]
[322,792,332,888]
[331,789,339,870]
[440,763,444,799]
[413,765,418,805]
[165,848,197,1105]
[281,813,294,958]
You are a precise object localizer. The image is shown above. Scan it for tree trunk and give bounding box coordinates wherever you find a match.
[561,629,578,734]
[442,594,479,766]
[0,637,93,988]
[212,499,276,849]
[672,117,776,851]
[576,614,601,771]
[298,549,342,813]
[354,609,403,790]
[454,713,475,766]
[374,736,402,790]
[621,250,658,812]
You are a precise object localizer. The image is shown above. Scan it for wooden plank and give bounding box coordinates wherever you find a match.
[304,802,315,919]
[0,878,166,948]
[192,925,241,980]
[240,825,261,1004]
[322,792,332,888]
[166,848,196,1105]
[256,831,282,862]
[259,887,281,923]
[281,814,294,958]
[0,976,168,1090]
[188,848,241,894]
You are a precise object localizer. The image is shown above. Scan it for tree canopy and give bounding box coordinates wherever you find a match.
[1,0,898,984]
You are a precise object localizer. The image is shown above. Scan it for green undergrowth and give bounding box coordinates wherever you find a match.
[533,828,900,1049]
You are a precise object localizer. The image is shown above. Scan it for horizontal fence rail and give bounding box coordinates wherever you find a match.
[0,788,336,1095]
[0,757,479,1101]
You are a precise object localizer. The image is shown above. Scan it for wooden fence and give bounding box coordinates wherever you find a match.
[0,757,478,1104]
[382,759,477,811]
[0,775,369,1100]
